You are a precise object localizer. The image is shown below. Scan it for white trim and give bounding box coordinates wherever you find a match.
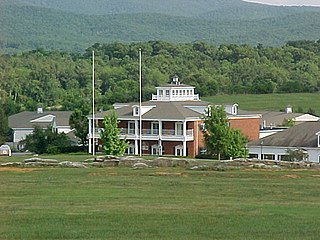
[175,145,184,156]
[128,121,135,135]
[151,122,159,134]
[175,122,183,136]
[30,114,55,123]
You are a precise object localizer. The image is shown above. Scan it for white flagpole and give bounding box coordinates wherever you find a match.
[92,50,95,156]
[139,48,142,157]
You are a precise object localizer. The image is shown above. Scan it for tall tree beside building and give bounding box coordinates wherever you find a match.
[69,108,89,150]
[0,108,8,144]
[100,112,127,156]
[203,106,247,160]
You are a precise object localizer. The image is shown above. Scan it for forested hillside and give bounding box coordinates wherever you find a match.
[1,40,320,115]
[1,0,320,53]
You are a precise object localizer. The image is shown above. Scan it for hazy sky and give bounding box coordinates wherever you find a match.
[242,0,320,6]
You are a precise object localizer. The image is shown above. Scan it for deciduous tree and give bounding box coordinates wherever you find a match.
[69,108,89,150]
[202,106,247,160]
[100,112,127,156]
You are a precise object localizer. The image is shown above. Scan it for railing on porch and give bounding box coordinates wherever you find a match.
[119,128,193,137]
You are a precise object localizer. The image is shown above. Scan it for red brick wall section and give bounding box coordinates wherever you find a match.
[196,120,206,155]
[162,141,182,155]
[187,141,195,157]
[142,140,158,154]
[118,121,127,128]
[228,118,260,141]
[163,122,174,129]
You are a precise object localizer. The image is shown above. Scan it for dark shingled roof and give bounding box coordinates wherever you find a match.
[9,111,72,129]
[248,121,320,148]
[94,100,210,120]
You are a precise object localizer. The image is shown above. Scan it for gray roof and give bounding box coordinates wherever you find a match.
[94,100,210,120]
[248,121,320,148]
[9,111,72,129]
[238,109,314,127]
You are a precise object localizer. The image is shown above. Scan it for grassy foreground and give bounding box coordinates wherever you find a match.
[1,166,320,239]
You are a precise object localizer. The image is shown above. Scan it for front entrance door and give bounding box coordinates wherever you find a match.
[175,145,184,156]
[151,145,159,155]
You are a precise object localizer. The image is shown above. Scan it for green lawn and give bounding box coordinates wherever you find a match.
[203,93,320,115]
[1,166,320,239]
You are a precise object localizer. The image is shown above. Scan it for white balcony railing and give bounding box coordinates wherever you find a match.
[119,128,193,138]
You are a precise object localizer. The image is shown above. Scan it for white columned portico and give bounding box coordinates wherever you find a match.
[159,120,163,155]
[183,120,187,156]
[88,119,92,154]
[134,120,139,155]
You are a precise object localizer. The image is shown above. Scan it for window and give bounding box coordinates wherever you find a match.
[151,122,159,134]
[159,90,163,96]
[175,122,183,135]
[134,107,139,116]
[200,147,207,155]
[128,121,135,134]
[166,90,170,96]
[248,154,258,159]
[262,154,275,160]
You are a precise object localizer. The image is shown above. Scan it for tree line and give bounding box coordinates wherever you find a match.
[1,40,320,142]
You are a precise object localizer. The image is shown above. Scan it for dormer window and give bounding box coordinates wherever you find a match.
[133,106,139,116]
[232,104,238,115]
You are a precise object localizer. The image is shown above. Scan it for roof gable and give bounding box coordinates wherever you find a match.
[9,111,72,129]
[248,122,320,148]
[294,114,320,122]
[31,114,55,123]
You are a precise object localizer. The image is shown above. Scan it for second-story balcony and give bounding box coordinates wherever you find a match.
[118,128,194,141]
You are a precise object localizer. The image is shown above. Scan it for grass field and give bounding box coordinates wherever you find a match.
[203,93,320,115]
[1,162,320,239]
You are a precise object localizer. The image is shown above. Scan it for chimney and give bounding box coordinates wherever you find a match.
[285,105,292,114]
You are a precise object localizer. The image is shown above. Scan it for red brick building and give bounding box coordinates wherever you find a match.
[88,77,260,157]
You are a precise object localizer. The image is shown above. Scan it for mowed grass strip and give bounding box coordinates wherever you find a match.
[203,93,320,115]
[1,167,320,239]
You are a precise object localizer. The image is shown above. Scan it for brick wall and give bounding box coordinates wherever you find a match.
[228,117,260,141]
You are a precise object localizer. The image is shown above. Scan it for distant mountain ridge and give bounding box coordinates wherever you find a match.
[1,0,320,53]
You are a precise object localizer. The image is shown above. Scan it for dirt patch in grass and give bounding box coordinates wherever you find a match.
[282,174,301,179]
[151,172,188,177]
[88,172,119,177]
[0,167,38,173]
